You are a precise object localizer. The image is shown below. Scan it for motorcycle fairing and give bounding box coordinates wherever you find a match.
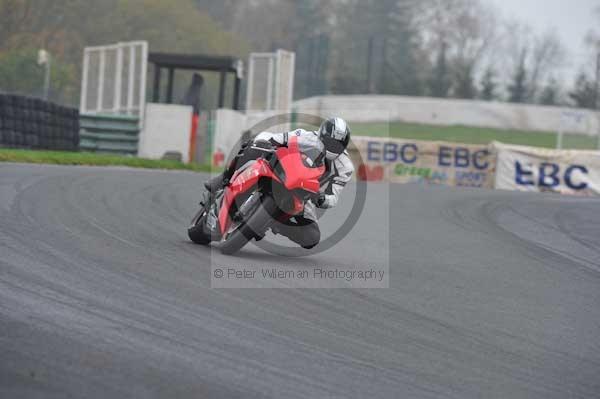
[217,136,325,235]
[218,159,278,235]
[275,136,324,193]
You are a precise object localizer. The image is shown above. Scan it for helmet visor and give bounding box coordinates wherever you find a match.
[322,134,345,155]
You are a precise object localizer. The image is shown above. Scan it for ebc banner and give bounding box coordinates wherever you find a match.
[492,142,600,196]
[350,137,495,188]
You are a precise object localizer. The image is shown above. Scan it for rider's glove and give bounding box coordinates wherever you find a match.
[315,193,327,208]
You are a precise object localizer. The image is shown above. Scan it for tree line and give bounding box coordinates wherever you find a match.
[0,0,248,105]
[196,0,600,109]
[1,0,599,110]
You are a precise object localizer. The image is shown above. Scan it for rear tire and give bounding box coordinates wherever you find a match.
[219,196,277,255]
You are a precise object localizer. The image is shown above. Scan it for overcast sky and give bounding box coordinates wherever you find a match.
[486,0,599,81]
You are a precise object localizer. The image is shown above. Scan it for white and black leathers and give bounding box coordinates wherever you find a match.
[254,128,355,221]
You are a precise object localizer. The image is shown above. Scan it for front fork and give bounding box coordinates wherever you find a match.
[198,189,225,241]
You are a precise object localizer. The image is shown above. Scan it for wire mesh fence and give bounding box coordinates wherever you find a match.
[80,41,148,120]
[246,50,295,112]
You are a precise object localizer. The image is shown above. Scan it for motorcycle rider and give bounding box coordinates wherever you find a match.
[204,117,354,249]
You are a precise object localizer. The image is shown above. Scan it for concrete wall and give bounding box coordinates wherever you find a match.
[212,109,297,160]
[293,95,600,136]
[210,96,600,162]
[213,109,246,159]
[138,103,193,163]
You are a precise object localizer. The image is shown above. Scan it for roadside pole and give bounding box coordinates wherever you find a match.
[38,49,51,100]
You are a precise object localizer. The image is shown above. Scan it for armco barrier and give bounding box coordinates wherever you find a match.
[0,94,79,151]
[79,114,139,155]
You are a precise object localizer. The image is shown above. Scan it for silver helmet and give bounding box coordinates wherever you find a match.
[318,117,351,161]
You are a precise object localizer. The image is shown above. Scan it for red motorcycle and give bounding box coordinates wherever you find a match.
[188,135,326,255]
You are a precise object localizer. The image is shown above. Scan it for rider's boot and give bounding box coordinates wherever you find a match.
[270,224,282,235]
[255,223,282,242]
[203,158,237,192]
[204,139,254,193]
[204,173,225,192]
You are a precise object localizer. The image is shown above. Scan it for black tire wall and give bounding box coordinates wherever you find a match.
[0,94,79,151]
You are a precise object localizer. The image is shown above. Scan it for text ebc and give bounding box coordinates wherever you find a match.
[515,162,588,190]
[367,142,489,170]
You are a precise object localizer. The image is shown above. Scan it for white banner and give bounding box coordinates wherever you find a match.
[492,141,600,196]
[350,137,495,188]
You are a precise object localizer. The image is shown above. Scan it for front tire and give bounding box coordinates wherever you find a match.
[219,196,277,255]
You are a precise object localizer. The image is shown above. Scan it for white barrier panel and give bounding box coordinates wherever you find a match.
[80,41,148,120]
[294,95,600,137]
[212,109,296,161]
[213,109,247,160]
[350,137,495,188]
[138,103,192,163]
[492,142,600,196]
[246,50,295,112]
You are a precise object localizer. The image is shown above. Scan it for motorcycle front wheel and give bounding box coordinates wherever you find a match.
[219,196,277,255]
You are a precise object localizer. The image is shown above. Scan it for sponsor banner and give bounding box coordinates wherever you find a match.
[350,137,495,188]
[492,141,600,196]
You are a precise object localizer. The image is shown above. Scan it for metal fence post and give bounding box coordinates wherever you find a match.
[113,45,123,113]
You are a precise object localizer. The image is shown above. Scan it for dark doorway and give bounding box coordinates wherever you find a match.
[148,53,243,110]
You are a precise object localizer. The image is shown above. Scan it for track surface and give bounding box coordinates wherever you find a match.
[1,163,599,398]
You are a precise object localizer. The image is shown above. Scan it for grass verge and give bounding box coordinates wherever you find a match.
[0,148,215,172]
[353,121,600,150]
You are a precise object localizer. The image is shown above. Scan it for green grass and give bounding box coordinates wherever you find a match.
[0,148,215,172]
[353,121,600,150]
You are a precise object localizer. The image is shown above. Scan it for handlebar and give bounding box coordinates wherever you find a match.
[251,139,276,152]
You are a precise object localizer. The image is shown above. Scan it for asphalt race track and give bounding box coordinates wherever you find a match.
[1,163,599,399]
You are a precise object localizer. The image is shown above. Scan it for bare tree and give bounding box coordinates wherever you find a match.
[507,49,528,103]
[498,18,566,104]
[0,0,33,50]
[417,0,498,98]
[581,6,600,108]
[539,77,561,106]
[527,31,566,100]
[570,71,597,109]
[479,66,498,101]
